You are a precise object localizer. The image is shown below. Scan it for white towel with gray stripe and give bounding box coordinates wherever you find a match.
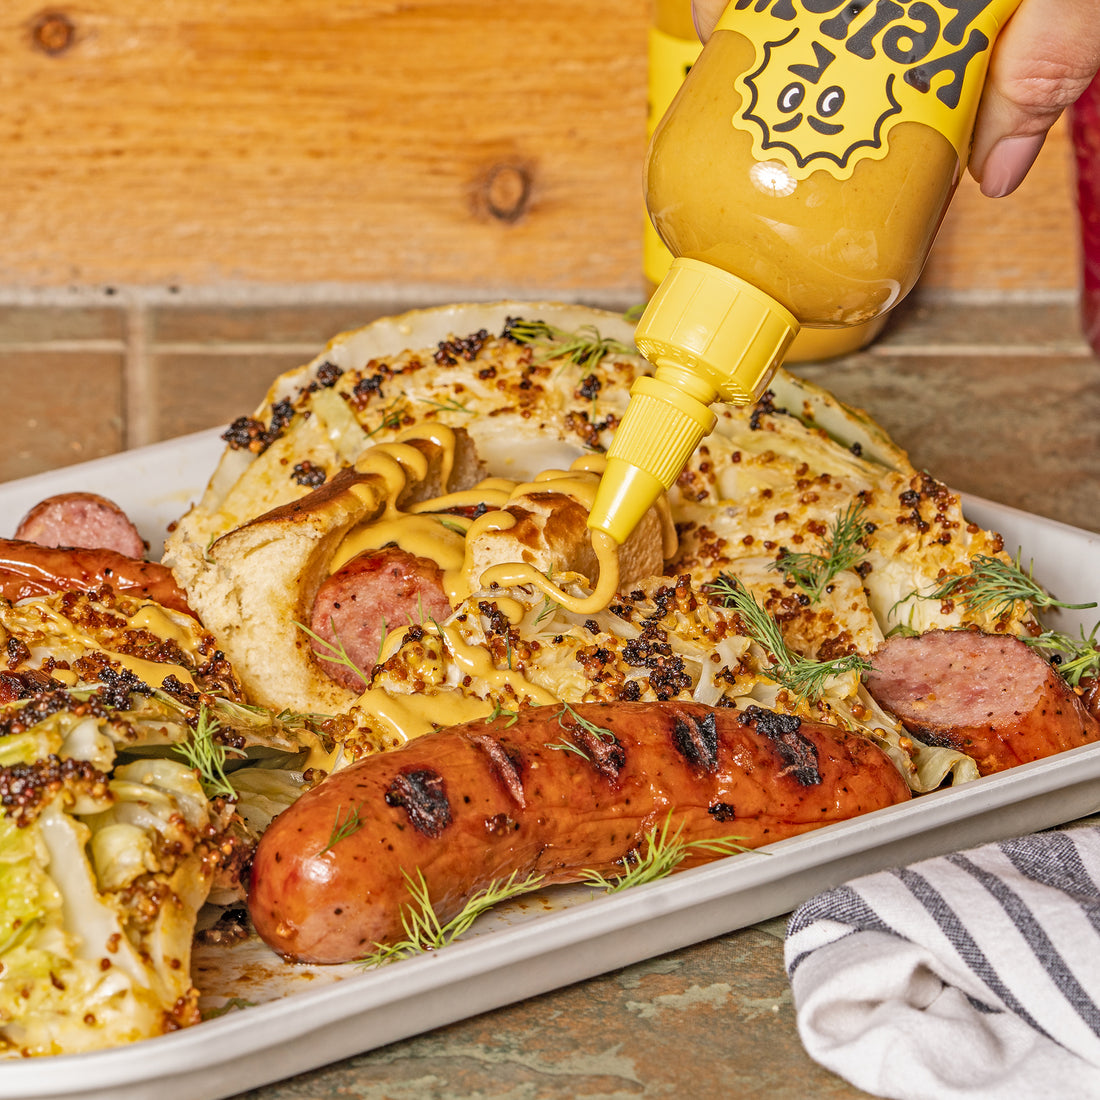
[784,824,1100,1100]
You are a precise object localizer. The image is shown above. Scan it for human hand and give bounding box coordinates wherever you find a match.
[689,0,1100,198]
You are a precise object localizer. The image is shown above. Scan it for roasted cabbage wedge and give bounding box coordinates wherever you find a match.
[0,586,321,1056]
[164,304,1042,792]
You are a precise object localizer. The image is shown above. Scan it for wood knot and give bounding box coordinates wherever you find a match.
[484,164,531,223]
[31,11,75,55]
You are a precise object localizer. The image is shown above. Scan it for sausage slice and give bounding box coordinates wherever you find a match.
[309,547,453,691]
[14,492,146,559]
[865,629,1100,774]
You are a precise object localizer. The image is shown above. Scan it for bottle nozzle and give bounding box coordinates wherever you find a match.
[588,372,717,543]
[589,258,798,544]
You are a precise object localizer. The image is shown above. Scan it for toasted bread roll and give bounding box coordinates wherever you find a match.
[178,428,484,714]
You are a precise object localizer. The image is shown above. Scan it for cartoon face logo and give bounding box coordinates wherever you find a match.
[737,28,902,171]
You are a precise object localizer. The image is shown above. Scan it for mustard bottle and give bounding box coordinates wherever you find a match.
[645,0,887,363]
[593,0,1023,544]
[644,1,704,292]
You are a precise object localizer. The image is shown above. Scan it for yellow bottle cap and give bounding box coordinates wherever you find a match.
[589,258,798,544]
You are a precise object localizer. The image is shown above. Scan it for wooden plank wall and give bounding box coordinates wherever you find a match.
[0,1,1080,298]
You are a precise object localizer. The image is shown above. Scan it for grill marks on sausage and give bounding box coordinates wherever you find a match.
[555,712,627,781]
[249,701,915,963]
[671,711,719,772]
[739,705,823,786]
[384,768,452,837]
[470,734,527,809]
[573,726,627,780]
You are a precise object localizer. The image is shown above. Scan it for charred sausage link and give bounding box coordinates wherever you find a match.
[0,538,194,616]
[864,629,1100,774]
[248,701,912,964]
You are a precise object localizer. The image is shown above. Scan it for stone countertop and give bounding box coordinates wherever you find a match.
[1,292,1096,1099]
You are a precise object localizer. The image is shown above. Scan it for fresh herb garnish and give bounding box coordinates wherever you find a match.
[544,737,594,761]
[556,700,614,739]
[484,701,520,727]
[530,567,562,627]
[504,319,635,371]
[531,594,561,627]
[296,620,373,687]
[358,868,545,967]
[885,621,921,638]
[174,705,238,800]
[581,813,751,893]
[903,552,1097,619]
[321,802,364,853]
[367,396,409,437]
[545,700,616,758]
[202,997,257,1020]
[419,395,472,415]
[1022,622,1100,687]
[708,573,870,701]
[771,500,869,601]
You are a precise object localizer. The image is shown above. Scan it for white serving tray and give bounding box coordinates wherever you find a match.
[0,434,1097,1100]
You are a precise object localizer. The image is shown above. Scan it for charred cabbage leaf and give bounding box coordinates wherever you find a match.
[0,587,323,1055]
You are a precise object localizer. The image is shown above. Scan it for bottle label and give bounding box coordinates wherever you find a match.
[717,0,1021,180]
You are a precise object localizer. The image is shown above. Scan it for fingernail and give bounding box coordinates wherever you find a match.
[978,133,1046,198]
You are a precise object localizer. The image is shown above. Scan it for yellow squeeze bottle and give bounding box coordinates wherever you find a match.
[591,0,1023,545]
[646,0,886,362]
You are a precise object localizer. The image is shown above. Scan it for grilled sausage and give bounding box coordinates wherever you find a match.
[248,700,912,964]
[14,492,146,558]
[0,538,193,615]
[309,547,453,691]
[864,629,1100,774]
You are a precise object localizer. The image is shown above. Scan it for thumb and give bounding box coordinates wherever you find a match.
[968,0,1100,197]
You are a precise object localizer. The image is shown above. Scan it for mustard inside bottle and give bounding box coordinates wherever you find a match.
[591,0,1023,547]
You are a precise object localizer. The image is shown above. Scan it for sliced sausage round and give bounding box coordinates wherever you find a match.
[14,492,146,559]
[309,546,453,691]
[865,629,1100,774]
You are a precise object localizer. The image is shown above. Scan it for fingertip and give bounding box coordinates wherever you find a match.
[974,133,1047,198]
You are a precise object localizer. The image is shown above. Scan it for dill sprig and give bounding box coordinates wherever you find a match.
[545,737,594,761]
[582,813,751,893]
[708,573,870,701]
[530,566,562,627]
[295,620,373,688]
[174,705,238,800]
[202,997,257,1020]
[532,594,561,627]
[504,318,635,371]
[557,700,615,739]
[358,867,545,967]
[1022,622,1100,687]
[367,397,409,437]
[912,552,1097,619]
[770,500,869,601]
[419,395,472,414]
[484,701,520,727]
[321,802,364,853]
[545,700,616,759]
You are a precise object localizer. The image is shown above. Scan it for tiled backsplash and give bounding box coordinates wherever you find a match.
[3,292,1097,534]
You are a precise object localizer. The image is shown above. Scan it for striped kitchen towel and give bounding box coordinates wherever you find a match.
[784,824,1100,1100]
